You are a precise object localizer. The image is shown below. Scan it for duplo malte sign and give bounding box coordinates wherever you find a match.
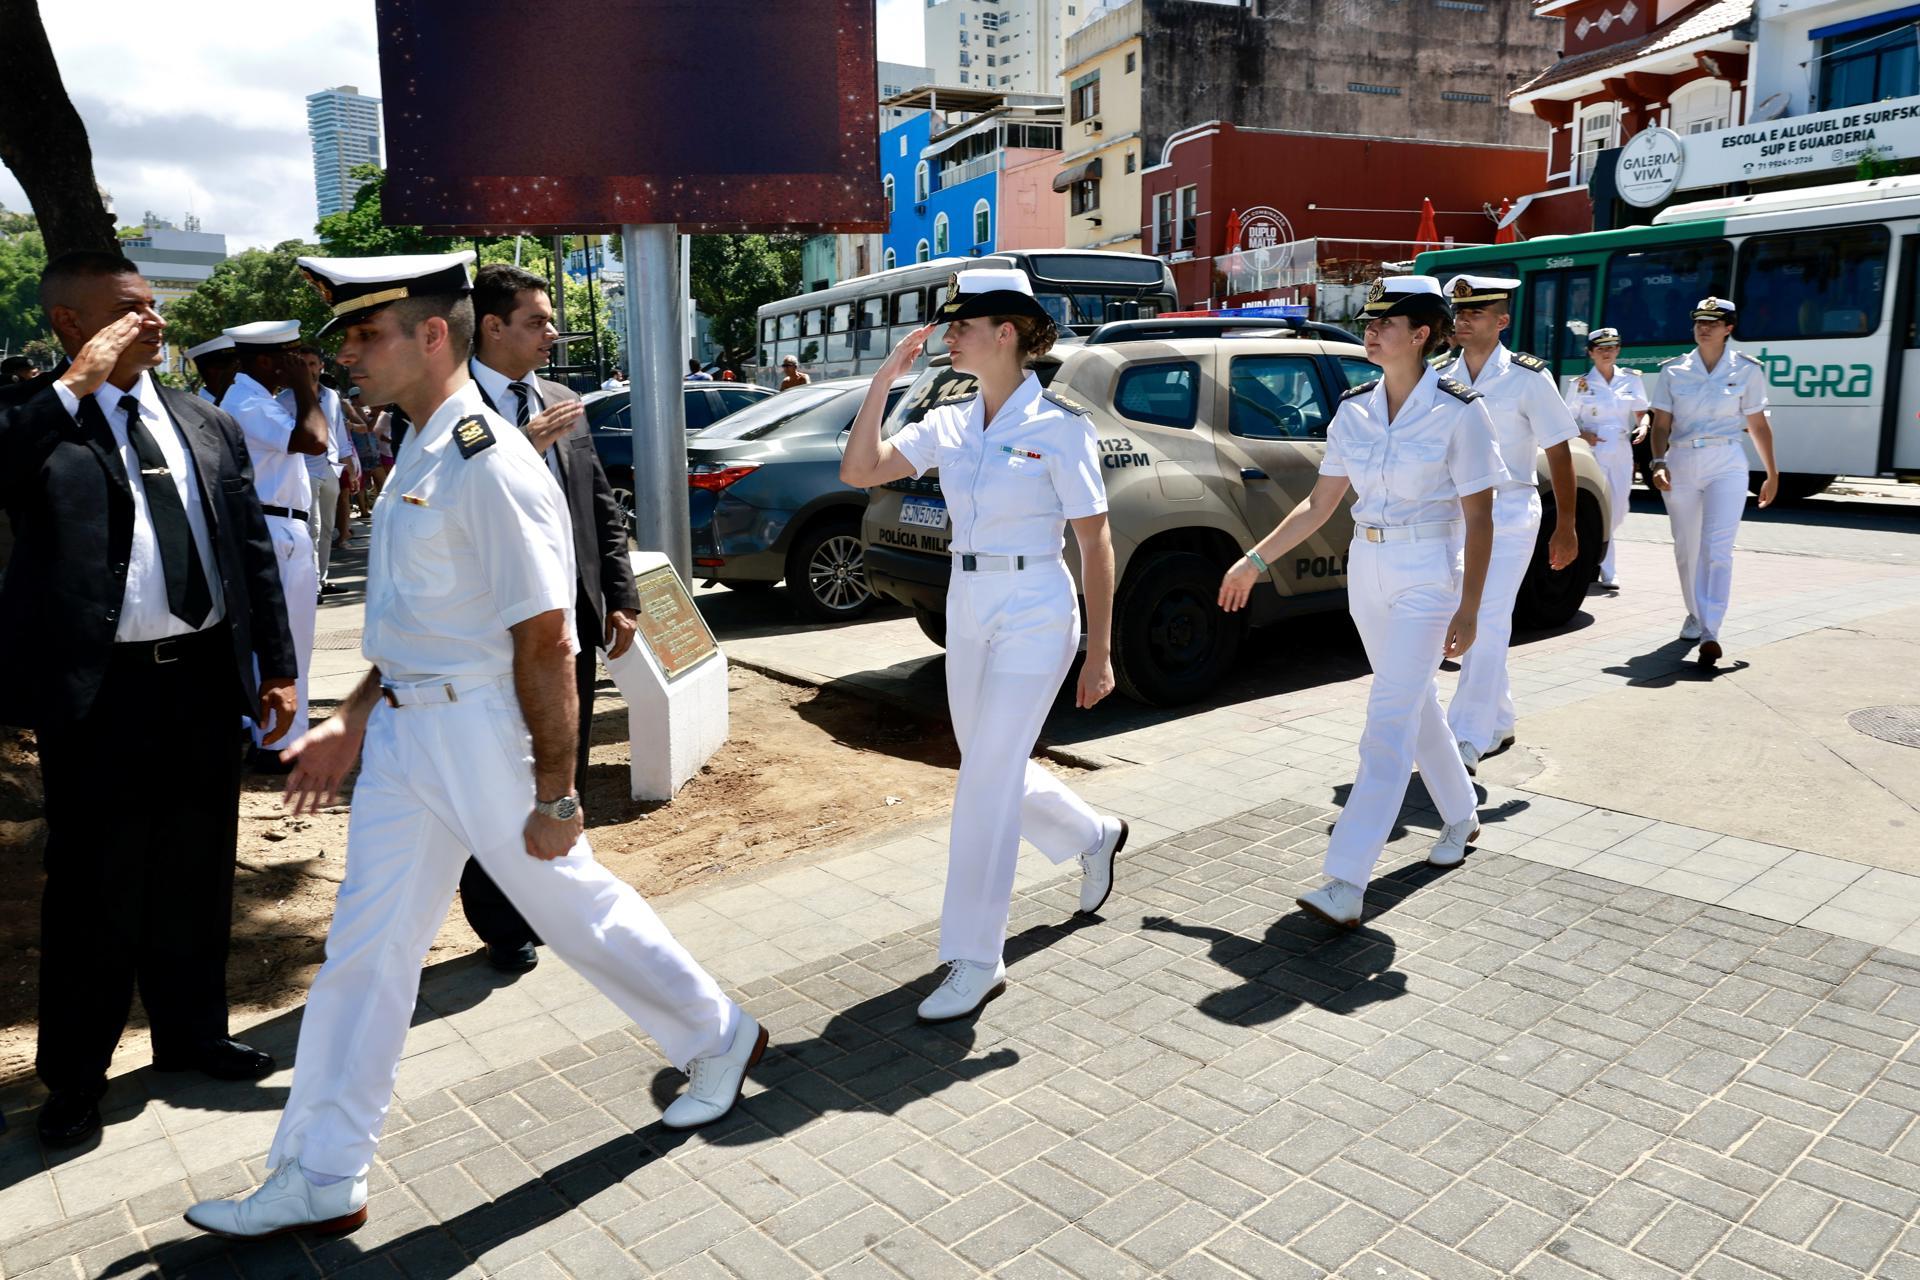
[1688,95,1920,189]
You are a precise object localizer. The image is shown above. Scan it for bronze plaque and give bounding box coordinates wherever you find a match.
[633,565,719,680]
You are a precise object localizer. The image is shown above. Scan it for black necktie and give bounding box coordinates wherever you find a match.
[121,394,212,628]
[507,381,533,428]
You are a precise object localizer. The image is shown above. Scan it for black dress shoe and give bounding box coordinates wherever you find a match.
[154,1038,277,1081]
[37,1091,101,1148]
[487,942,539,974]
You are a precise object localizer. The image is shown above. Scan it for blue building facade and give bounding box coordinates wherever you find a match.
[879,112,1000,272]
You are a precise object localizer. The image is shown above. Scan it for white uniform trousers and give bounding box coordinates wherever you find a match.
[1593,440,1633,583]
[254,515,317,749]
[1326,536,1479,889]
[266,680,737,1178]
[1446,487,1538,755]
[940,562,1102,966]
[309,471,342,586]
[1662,443,1748,640]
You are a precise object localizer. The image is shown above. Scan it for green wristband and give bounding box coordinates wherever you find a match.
[1246,550,1270,574]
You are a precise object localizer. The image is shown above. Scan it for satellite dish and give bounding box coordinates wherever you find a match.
[1751,92,1789,123]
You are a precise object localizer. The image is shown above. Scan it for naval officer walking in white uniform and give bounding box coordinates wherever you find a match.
[185,251,766,1241]
[1647,296,1778,666]
[1564,327,1647,590]
[1220,277,1507,926]
[841,268,1128,1023]
[1436,275,1580,775]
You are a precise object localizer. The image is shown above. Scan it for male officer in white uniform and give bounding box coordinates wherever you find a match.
[281,345,357,596]
[1564,328,1646,589]
[184,251,765,1241]
[1437,276,1579,774]
[185,334,240,406]
[221,320,329,763]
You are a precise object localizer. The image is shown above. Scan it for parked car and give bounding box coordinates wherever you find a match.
[584,382,776,530]
[862,317,1614,706]
[688,376,913,621]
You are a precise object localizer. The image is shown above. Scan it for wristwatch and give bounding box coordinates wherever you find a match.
[535,792,581,821]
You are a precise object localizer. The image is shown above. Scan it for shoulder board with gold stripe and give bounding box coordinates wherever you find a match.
[1735,351,1763,367]
[1509,350,1549,373]
[1341,379,1379,401]
[1437,378,1483,403]
[1041,387,1091,416]
[452,415,496,458]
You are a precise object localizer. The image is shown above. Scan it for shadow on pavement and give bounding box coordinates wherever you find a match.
[98,916,1100,1278]
[1602,641,1751,689]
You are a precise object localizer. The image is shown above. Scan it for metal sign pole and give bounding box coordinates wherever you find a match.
[621,223,691,584]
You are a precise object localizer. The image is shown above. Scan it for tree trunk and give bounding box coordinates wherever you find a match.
[0,0,116,260]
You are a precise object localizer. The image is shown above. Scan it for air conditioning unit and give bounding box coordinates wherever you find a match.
[1084,118,1103,135]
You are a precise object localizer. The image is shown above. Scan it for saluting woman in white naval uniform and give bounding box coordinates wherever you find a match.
[1220,277,1507,927]
[1564,328,1648,589]
[1647,297,1779,666]
[841,268,1128,1021]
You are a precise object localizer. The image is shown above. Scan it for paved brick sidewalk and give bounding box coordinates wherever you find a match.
[12,797,1920,1279]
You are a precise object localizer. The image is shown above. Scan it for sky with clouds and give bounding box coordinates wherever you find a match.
[1,0,927,253]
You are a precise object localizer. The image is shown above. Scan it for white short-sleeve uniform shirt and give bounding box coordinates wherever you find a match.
[887,372,1107,557]
[1647,347,1769,444]
[225,371,315,512]
[1566,366,1649,445]
[364,380,578,684]
[1436,344,1579,497]
[1319,368,1509,529]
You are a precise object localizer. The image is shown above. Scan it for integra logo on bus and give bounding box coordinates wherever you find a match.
[1752,349,1873,399]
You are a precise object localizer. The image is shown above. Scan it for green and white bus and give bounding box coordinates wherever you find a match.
[1417,175,1920,500]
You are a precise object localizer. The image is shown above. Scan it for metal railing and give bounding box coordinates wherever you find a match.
[938,153,1001,188]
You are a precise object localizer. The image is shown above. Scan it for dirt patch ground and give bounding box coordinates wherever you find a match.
[0,666,1081,1085]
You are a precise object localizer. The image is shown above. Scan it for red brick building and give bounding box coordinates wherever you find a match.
[1510,0,1754,233]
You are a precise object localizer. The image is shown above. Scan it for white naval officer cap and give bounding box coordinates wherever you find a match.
[222,320,301,350]
[937,266,1053,324]
[1361,274,1449,320]
[1586,327,1623,347]
[1692,296,1737,321]
[184,334,235,360]
[296,250,477,338]
[1445,274,1520,308]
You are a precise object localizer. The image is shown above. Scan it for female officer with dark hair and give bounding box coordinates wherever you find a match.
[1220,277,1506,926]
[1566,327,1647,590]
[839,268,1128,1021]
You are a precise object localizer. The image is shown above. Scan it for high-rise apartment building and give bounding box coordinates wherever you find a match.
[306,84,383,222]
[924,0,1078,94]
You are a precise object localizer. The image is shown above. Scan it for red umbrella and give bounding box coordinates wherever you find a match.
[1494,198,1518,245]
[1413,197,1439,248]
[1223,208,1243,255]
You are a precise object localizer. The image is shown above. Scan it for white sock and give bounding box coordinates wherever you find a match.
[303,1167,352,1187]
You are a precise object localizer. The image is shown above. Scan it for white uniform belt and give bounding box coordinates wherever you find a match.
[953,551,1062,572]
[380,673,512,707]
[1673,435,1738,448]
[1353,521,1460,544]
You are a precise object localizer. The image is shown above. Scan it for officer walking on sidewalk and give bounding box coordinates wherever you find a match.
[1435,275,1580,776]
[185,251,766,1241]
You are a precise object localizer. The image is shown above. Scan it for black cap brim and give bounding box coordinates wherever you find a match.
[937,289,1053,325]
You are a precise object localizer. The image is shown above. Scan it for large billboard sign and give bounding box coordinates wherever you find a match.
[375,0,887,235]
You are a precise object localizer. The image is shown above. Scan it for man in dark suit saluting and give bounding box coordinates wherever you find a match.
[0,252,301,1147]
[462,263,640,974]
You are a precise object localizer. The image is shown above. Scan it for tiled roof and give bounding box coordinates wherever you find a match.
[1512,0,1751,98]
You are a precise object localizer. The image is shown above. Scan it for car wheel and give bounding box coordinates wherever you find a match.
[1513,497,1603,631]
[913,606,947,648]
[785,517,876,622]
[1111,549,1244,707]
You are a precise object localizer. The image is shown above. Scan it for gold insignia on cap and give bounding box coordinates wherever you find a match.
[1367,279,1385,304]
[1699,299,1722,313]
[1451,279,1474,300]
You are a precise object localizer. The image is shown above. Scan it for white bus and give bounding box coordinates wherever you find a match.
[1419,174,1920,498]
[751,248,1179,388]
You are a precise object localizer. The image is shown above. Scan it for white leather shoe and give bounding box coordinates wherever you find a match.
[1428,818,1481,868]
[1680,615,1703,641]
[917,959,1007,1023]
[662,1013,768,1130]
[1457,740,1481,776]
[1078,817,1128,915]
[184,1161,367,1239]
[1296,877,1365,927]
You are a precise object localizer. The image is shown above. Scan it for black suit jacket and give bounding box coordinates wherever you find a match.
[472,366,640,635]
[0,377,299,730]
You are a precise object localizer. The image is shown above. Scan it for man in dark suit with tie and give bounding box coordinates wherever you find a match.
[0,251,301,1147]
[463,263,640,973]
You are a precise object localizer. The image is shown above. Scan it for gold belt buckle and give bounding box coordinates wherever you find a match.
[1363,527,1385,543]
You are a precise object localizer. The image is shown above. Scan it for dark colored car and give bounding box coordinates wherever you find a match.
[584,382,775,529]
[688,377,911,621]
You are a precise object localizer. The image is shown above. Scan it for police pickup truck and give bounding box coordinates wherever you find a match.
[862,318,1613,706]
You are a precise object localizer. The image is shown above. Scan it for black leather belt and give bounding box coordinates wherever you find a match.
[261,505,310,522]
[114,626,225,665]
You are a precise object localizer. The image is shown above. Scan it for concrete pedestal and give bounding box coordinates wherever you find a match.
[603,551,728,801]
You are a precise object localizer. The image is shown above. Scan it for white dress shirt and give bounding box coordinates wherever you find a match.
[1565,366,1649,445]
[1438,344,1580,496]
[1648,347,1769,444]
[224,371,315,513]
[1318,369,1509,529]
[471,358,562,485]
[52,371,227,641]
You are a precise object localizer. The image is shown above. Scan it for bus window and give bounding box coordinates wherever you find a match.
[761,317,777,344]
[801,308,824,338]
[829,302,853,332]
[893,289,925,324]
[857,296,886,354]
[1735,226,1889,341]
[778,313,799,341]
[1521,268,1595,370]
[1603,242,1731,346]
